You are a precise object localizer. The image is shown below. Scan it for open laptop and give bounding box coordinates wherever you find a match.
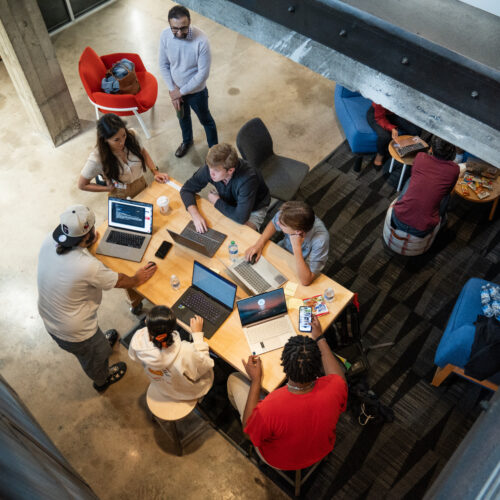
[172,261,237,339]
[237,288,296,355]
[167,221,226,257]
[96,197,153,262]
[226,256,287,295]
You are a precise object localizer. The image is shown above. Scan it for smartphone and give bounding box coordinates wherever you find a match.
[299,306,312,333]
[155,240,172,259]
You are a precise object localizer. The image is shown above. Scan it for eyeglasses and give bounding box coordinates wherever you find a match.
[171,26,189,33]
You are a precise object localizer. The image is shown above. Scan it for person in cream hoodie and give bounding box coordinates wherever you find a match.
[128,305,214,401]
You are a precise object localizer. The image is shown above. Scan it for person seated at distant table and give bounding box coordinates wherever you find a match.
[180,143,271,232]
[392,135,458,237]
[245,201,329,286]
[78,113,168,199]
[366,102,422,168]
[227,316,348,471]
[128,306,214,401]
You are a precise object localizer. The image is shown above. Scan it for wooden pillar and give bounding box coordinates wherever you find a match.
[0,0,80,146]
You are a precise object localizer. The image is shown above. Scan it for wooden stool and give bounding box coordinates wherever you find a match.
[146,384,208,456]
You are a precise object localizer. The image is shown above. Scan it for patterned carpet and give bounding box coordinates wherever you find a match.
[201,141,499,498]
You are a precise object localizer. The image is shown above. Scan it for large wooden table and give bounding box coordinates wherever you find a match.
[91,179,354,392]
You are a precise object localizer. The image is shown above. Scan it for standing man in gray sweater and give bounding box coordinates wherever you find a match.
[159,5,218,158]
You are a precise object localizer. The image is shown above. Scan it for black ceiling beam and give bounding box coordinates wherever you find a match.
[227,0,500,131]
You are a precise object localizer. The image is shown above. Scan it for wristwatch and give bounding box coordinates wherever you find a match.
[315,334,326,343]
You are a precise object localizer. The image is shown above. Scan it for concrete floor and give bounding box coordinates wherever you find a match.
[0,0,343,498]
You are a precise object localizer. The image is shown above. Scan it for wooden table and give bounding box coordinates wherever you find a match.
[454,172,500,221]
[388,135,423,192]
[91,179,354,392]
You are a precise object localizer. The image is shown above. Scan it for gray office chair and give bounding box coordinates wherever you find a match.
[236,118,309,201]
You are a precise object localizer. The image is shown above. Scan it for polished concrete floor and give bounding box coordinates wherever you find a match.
[0,0,343,498]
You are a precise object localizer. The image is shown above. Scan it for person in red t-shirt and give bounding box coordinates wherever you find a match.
[227,316,348,470]
[392,136,458,236]
[366,102,421,167]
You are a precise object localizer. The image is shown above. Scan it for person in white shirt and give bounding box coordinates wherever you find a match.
[159,5,218,158]
[128,306,214,401]
[37,205,157,392]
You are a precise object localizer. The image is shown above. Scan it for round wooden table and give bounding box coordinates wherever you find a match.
[454,173,500,221]
[388,135,424,191]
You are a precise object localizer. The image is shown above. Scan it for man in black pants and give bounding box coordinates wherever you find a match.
[367,102,421,167]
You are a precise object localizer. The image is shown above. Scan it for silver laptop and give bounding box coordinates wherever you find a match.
[167,221,226,258]
[96,197,153,262]
[237,288,296,355]
[228,256,288,295]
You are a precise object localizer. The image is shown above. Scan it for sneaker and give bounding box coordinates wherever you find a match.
[105,329,119,348]
[93,362,127,393]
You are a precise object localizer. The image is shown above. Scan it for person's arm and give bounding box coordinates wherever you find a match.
[310,316,345,380]
[241,355,263,427]
[179,38,211,96]
[244,220,276,262]
[180,166,211,232]
[214,177,258,224]
[78,175,113,193]
[289,233,316,286]
[373,103,396,132]
[158,31,176,91]
[182,316,214,380]
[115,262,157,289]
[141,147,169,183]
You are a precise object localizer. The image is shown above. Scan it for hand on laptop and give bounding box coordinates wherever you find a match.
[191,212,208,233]
[243,355,262,382]
[135,262,157,285]
[245,243,263,263]
[190,315,204,333]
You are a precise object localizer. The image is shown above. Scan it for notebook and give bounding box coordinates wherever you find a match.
[96,197,153,262]
[167,221,226,257]
[172,261,237,339]
[237,288,296,355]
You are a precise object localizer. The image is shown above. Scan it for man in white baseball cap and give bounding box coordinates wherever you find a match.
[38,205,157,392]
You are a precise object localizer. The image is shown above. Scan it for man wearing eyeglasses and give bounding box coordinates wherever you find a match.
[159,5,218,158]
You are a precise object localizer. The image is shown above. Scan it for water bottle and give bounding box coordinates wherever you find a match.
[482,302,494,318]
[170,274,180,290]
[480,285,491,305]
[229,240,238,263]
[323,287,335,302]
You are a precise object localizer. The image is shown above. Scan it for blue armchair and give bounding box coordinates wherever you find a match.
[334,85,377,170]
[432,278,499,391]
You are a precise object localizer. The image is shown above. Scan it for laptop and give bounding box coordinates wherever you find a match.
[172,261,237,339]
[237,288,296,355]
[227,256,287,295]
[167,221,226,257]
[96,197,153,262]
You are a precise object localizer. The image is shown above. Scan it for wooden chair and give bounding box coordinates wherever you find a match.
[146,383,209,456]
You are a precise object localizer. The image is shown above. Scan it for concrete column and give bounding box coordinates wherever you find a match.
[0,0,80,146]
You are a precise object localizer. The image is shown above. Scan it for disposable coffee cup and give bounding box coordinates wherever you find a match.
[157,195,169,215]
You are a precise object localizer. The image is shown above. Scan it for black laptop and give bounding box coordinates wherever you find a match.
[167,221,226,257]
[172,261,237,338]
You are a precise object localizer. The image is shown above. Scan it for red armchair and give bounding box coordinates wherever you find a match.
[78,46,158,138]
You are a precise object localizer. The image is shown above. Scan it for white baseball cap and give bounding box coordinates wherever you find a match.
[53,205,96,247]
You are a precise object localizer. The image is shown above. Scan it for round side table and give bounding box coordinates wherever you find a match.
[388,135,422,191]
[454,173,500,221]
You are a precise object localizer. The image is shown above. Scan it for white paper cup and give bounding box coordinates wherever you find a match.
[156,195,169,215]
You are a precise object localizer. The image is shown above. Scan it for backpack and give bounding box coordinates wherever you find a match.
[101,58,140,95]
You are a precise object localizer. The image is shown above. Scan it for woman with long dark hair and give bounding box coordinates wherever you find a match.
[78,113,168,199]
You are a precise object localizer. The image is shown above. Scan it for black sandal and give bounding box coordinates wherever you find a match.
[93,362,127,392]
[105,329,119,348]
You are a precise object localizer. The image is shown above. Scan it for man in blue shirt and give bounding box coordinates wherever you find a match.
[245,201,330,285]
[159,5,218,157]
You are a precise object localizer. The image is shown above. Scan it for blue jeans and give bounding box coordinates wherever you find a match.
[179,87,218,147]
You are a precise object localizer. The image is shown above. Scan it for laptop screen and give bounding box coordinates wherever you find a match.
[237,288,287,327]
[192,261,236,309]
[108,198,153,234]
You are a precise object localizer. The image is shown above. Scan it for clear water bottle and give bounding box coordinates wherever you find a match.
[170,274,180,290]
[480,285,491,305]
[482,302,494,317]
[323,287,335,302]
[229,240,238,263]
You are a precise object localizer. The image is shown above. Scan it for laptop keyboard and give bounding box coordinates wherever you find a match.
[234,261,271,293]
[395,142,427,157]
[107,230,145,249]
[181,288,222,323]
[246,316,293,344]
[181,227,220,254]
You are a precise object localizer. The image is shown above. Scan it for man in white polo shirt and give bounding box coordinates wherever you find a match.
[37,205,157,392]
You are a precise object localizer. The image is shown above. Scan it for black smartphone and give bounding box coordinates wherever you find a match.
[299,306,312,333]
[155,240,172,259]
